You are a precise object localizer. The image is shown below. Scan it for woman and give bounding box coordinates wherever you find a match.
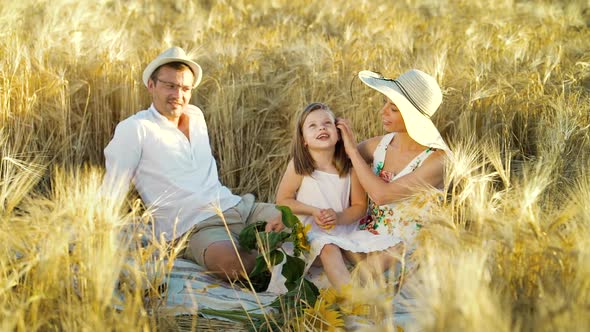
[336,69,451,258]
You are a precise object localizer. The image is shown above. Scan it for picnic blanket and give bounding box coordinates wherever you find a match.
[163,259,276,317]
[160,258,420,330]
[116,224,420,328]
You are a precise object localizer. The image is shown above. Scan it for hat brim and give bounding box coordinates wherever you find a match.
[359,71,449,151]
[142,57,203,88]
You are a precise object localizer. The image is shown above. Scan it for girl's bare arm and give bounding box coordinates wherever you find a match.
[335,168,368,225]
[276,159,320,216]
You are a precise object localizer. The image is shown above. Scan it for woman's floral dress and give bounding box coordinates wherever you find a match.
[359,133,437,255]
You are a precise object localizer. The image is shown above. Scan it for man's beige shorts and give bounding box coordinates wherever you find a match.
[181,194,279,267]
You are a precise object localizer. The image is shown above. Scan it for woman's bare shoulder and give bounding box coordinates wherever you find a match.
[425,148,449,165]
[358,135,385,160]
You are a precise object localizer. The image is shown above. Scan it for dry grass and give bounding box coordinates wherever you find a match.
[1,0,590,330]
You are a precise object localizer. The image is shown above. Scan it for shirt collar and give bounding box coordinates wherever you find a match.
[148,104,178,128]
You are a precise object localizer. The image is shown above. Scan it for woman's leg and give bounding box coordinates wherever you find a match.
[345,243,405,286]
[343,251,373,285]
[343,251,366,265]
[366,243,405,274]
[319,244,351,291]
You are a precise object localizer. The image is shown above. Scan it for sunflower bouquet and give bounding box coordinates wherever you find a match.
[234,206,322,331]
[218,207,382,331]
[238,205,314,292]
[290,286,383,331]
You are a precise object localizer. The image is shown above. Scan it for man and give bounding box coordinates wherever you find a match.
[103,46,284,280]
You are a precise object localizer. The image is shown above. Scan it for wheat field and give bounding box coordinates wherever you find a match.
[1,0,589,331]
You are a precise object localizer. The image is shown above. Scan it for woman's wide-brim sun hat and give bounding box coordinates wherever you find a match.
[142,46,203,88]
[358,69,450,152]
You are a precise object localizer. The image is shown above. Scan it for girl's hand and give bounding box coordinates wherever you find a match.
[336,118,357,155]
[313,208,337,230]
[320,208,337,228]
[312,209,324,227]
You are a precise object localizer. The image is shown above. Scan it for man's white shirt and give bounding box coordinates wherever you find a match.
[103,104,240,241]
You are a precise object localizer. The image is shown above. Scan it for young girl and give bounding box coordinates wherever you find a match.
[275,102,401,291]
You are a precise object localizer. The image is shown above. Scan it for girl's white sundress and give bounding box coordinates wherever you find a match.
[266,170,402,293]
[358,132,438,255]
[297,170,401,258]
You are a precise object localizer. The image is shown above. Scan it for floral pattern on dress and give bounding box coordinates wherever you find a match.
[358,140,437,253]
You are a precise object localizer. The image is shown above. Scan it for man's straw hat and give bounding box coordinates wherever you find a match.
[358,69,449,151]
[142,46,202,88]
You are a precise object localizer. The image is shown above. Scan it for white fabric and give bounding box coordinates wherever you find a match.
[137,257,415,332]
[299,171,356,239]
[266,170,401,294]
[372,133,433,178]
[297,171,400,258]
[163,259,277,317]
[358,69,450,152]
[103,104,240,241]
[142,47,203,88]
[359,132,436,256]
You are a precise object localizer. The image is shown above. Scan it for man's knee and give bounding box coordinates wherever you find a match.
[204,241,255,278]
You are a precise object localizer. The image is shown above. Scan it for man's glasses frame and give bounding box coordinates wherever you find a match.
[155,78,193,93]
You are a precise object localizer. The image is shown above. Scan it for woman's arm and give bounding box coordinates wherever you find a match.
[337,118,394,203]
[335,168,368,225]
[349,143,446,205]
[369,150,445,205]
[356,137,379,164]
[275,159,320,216]
[337,118,446,205]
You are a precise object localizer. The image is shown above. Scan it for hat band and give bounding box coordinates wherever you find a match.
[390,79,431,119]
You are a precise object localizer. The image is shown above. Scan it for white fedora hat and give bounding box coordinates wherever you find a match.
[142,46,203,88]
[358,69,449,151]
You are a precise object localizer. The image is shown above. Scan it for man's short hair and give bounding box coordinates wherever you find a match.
[149,62,195,83]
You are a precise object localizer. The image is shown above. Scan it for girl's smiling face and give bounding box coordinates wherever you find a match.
[301,109,339,151]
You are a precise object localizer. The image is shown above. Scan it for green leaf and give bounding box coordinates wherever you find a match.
[272,276,319,310]
[276,205,300,228]
[249,249,284,278]
[269,249,285,266]
[258,230,290,252]
[199,308,265,322]
[239,221,266,251]
[250,319,283,332]
[299,277,319,307]
[249,255,268,277]
[249,270,271,292]
[281,255,305,291]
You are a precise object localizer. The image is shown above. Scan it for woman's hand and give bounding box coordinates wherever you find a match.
[336,118,358,155]
[313,208,337,230]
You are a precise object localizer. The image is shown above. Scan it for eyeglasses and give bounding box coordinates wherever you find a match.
[155,78,193,93]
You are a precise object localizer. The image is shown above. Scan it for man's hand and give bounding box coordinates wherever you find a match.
[264,215,285,232]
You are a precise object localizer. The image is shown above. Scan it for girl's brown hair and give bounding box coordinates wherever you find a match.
[291,102,351,177]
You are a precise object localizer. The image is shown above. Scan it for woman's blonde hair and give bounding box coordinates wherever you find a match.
[291,102,351,177]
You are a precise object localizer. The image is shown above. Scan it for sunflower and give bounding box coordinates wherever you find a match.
[319,287,338,305]
[334,285,373,316]
[303,295,345,331]
[293,222,312,255]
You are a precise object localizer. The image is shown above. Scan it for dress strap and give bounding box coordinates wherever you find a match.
[394,147,437,179]
[372,133,395,175]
